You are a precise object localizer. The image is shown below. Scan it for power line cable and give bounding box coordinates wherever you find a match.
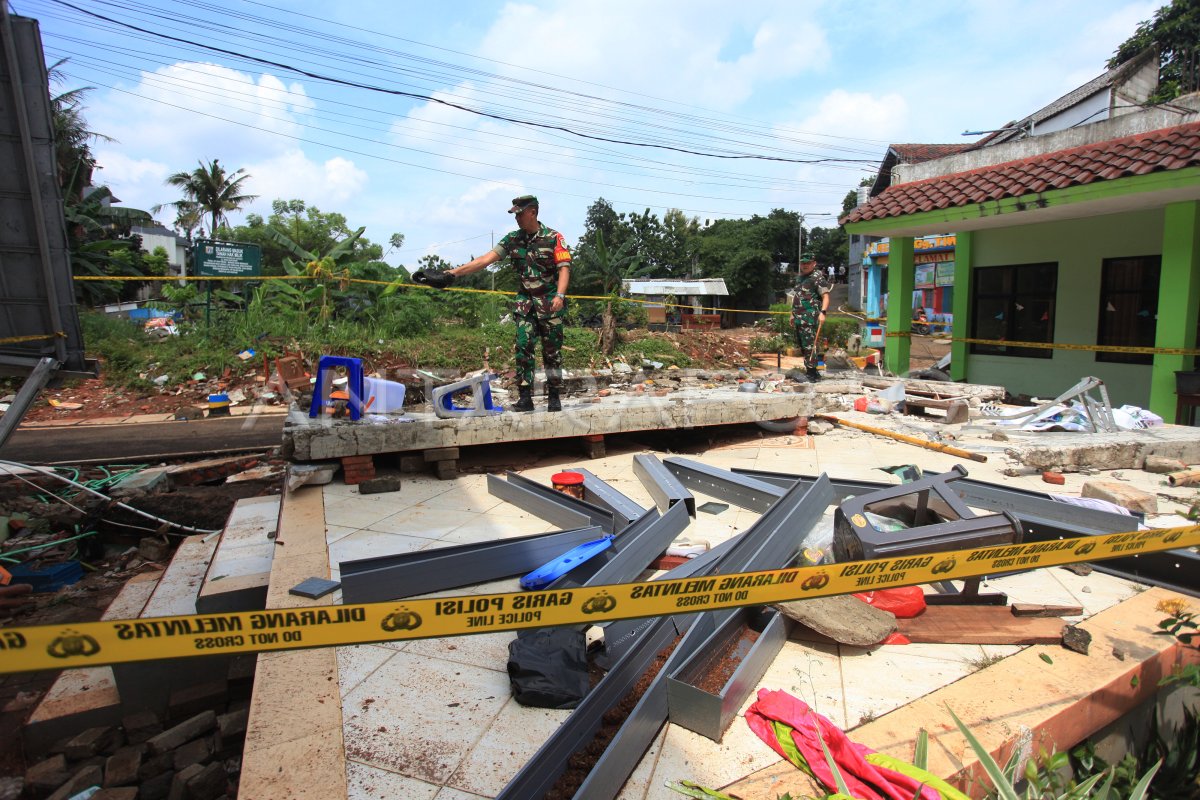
[48,0,884,166]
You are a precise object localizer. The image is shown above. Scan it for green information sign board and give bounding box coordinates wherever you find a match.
[194,239,262,278]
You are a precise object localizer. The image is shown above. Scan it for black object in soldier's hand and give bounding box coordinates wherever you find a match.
[413,269,455,289]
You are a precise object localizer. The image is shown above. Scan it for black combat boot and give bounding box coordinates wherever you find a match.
[547,387,562,412]
[806,365,821,382]
[513,386,534,412]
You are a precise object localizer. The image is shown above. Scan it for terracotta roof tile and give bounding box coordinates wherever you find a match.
[842,121,1200,225]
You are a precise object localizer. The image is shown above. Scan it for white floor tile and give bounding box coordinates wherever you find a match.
[337,644,398,697]
[404,631,516,673]
[347,760,439,800]
[342,651,512,783]
[367,504,484,539]
[444,697,571,796]
[329,529,432,566]
[837,644,979,729]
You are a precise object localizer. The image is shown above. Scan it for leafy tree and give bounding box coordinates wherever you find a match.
[589,231,648,354]
[807,226,848,273]
[1109,0,1200,103]
[226,200,386,275]
[155,159,257,237]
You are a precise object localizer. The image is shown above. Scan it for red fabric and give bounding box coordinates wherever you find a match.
[745,689,941,800]
[853,586,926,618]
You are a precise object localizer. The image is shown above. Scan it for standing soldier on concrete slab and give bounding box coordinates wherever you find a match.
[448,195,571,412]
[792,258,830,382]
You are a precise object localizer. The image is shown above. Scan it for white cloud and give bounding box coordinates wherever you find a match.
[476,1,831,110]
[89,62,314,177]
[241,149,369,214]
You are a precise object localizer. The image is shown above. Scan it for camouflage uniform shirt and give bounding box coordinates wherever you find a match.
[492,223,572,317]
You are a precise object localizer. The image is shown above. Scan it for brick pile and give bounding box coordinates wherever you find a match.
[340,454,376,485]
[22,703,249,800]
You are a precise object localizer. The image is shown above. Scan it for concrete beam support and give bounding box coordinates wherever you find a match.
[950,231,973,381]
[884,236,914,375]
[1151,200,1200,419]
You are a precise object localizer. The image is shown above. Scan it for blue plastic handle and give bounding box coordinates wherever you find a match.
[520,536,615,591]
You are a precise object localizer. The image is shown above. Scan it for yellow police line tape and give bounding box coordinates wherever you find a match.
[884,330,1200,356]
[0,332,66,345]
[1,525,1195,675]
[72,274,792,316]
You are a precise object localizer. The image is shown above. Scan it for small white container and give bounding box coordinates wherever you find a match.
[364,377,406,413]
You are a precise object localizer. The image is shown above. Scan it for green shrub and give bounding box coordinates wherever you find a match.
[768,303,792,335]
[821,317,858,349]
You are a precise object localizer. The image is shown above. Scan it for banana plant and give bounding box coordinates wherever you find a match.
[259,225,368,322]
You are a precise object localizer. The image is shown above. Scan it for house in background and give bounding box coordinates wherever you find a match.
[850,49,1165,320]
[623,278,729,330]
[131,223,190,277]
[842,96,1200,420]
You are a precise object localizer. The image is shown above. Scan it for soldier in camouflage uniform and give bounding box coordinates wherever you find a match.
[791,259,831,382]
[448,195,571,412]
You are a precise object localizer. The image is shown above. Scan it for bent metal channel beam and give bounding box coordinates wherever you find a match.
[338,525,605,604]
[497,474,834,800]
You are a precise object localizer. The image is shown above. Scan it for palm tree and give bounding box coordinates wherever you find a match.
[48,59,112,201]
[156,159,257,237]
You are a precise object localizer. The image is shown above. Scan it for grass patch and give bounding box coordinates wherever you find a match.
[80,309,698,387]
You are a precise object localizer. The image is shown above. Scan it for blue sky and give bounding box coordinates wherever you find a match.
[15,0,1159,268]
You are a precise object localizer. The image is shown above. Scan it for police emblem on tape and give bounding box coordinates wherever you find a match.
[582,591,616,614]
[380,608,422,632]
[47,629,101,659]
[932,558,956,575]
[1074,542,1097,556]
[801,572,829,591]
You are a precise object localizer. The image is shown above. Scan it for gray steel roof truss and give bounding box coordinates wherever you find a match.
[337,525,604,604]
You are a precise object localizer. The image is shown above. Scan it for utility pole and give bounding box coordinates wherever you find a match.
[798,213,806,272]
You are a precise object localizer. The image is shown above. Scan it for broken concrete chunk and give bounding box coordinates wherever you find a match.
[137,537,171,563]
[103,744,144,788]
[1143,455,1187,474]
[44,764,102,800]
[63,725,118,760]
[285,463,337,492]
[773,595,897,647]
[24,754,68,792]
[1080,480,1157,515]
[359,473,402,494]
[146,710,216,756]
[184,762,227,800]
[1062,624,1092,655]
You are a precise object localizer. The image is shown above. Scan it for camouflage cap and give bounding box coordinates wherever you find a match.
[508,195,538,213]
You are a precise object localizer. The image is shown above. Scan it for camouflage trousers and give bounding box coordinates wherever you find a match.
[793,314,822,363]
[515,304,564,390]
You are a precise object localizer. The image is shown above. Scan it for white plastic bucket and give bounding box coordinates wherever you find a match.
[364,377,406,413]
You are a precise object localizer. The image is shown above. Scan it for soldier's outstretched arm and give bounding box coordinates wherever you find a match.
[450,250,501,277]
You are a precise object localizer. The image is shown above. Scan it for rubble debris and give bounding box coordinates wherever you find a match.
[1166,468,1200,488]
[1143,456,1187,474]
[1080,480,1157,514]
[358,473,402,494]
[773,595,896,647]
[1062,625,1092,655]
[1042,471,1066,485]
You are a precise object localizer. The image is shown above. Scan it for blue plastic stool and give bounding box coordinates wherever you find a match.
[308,355,366,421]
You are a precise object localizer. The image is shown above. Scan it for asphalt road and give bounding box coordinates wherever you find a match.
[0,414,285,465]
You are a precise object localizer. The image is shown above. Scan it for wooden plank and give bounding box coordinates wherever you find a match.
[896,605,1064,644]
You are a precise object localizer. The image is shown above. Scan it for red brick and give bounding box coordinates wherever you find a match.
[1042,471,1065,485]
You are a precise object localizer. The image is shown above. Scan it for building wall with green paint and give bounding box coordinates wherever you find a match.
[969,208,1164,408]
